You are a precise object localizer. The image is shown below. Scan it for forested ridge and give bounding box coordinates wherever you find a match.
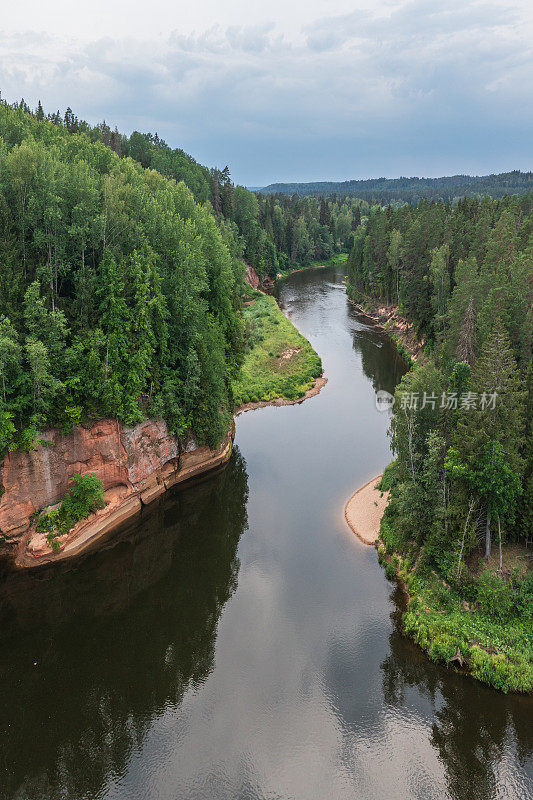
[262,172,533,203]
[346,195,533,691]
[6,99,358,279]
[0,96,364,454]
[0,100,246,451]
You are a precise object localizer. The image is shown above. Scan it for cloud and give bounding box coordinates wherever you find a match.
[0,0,531,183]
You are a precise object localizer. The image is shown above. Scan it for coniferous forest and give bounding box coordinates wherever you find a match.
[346,196,533,691]
[0,100,247,450]
[261,172,533,203]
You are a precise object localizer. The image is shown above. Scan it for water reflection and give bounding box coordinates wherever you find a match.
[381,586,533,800]
[0,450,249,800]
[350,310,406,396]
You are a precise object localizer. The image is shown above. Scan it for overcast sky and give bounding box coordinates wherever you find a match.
[1,0,532,185]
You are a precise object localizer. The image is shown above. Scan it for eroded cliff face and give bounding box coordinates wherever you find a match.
[0,419,234,565]
[244,263,260,290]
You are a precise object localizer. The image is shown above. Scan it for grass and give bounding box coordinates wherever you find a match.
[233,295,322,406]
[378,513,533,694]
[242,282,263,302]
[308,253,348,268]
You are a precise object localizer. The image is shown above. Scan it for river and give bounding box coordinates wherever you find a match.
[0,265,531,800]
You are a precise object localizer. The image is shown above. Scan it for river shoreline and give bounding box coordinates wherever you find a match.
[12,370,327,569]
[344,474,388,545]
[348,297,427,364]
[274,255,348,285]
[236,375,327,415]
[5,281,326,569]
[14,423,236,569]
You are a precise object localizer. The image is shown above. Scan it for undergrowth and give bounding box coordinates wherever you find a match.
[36,473,105,551]
[377,477,533,694]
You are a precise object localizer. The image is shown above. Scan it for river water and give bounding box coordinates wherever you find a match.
[0,265,531,800]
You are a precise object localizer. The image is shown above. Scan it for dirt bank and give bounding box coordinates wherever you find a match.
[344,474,389,545]
[350,299,427,364]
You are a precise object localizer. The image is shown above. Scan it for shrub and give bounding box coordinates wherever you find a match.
[514,572,533,620]
[428,633,458,664]
[378,461,398,492]
[37,473,105,550]
[468,647,533,693]
[475,571,515,623]
[438,585,453,609]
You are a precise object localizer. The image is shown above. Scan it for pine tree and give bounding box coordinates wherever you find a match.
[319,198,331,229]
[387,229,403,307]
[0,316,22,406]
[451,320,526,557]
[98,252,129,417]
[211,169,222,216]
[123,250,155,423]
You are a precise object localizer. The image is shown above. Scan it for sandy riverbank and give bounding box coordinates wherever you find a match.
[349,300,427,364]
[344,474,389,545]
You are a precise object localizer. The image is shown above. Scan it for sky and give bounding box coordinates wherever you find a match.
[1,0,532,185]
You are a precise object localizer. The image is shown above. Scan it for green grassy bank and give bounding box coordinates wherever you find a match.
[233,295,322,406]
[377,467,533,694]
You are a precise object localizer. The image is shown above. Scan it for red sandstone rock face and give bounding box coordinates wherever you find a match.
[122,420,178,488]
[0,418,181,555]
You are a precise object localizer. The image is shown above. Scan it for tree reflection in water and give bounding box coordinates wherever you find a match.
[380,585,533,800]
[0,449,249,800]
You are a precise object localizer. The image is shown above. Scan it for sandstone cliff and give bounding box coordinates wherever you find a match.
[0,419,234,566]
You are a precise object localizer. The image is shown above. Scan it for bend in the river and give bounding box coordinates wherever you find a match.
[0,265,531,800]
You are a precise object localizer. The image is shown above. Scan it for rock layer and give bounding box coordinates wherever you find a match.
[0,418,234,565]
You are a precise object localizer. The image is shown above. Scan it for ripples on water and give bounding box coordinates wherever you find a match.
[0,266,531,800]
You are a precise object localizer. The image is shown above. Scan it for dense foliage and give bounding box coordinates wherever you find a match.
[347,195,533,690]
[209,177,361,277]
[0,100,245,451]
[262,171,533,203]
[7,98,359,282]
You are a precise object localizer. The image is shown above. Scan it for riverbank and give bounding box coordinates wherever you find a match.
[344,475,388,544]
[237,376,327,415]
[2,287,324,569]
[232,294,323,407]
[275,253,348,283]
[344,465,533,693]
[349,297,427,365]
[11,422,235,568]
[377,522,533,694]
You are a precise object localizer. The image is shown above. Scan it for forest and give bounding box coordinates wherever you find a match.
[9,100,358,279]
[346,195,533,691]
[0,94,532,690]
[0,100,246,451]
[261,171,533,203]
[0,98,350,454]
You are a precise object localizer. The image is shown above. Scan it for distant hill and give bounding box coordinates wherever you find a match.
[258,171,533,202]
